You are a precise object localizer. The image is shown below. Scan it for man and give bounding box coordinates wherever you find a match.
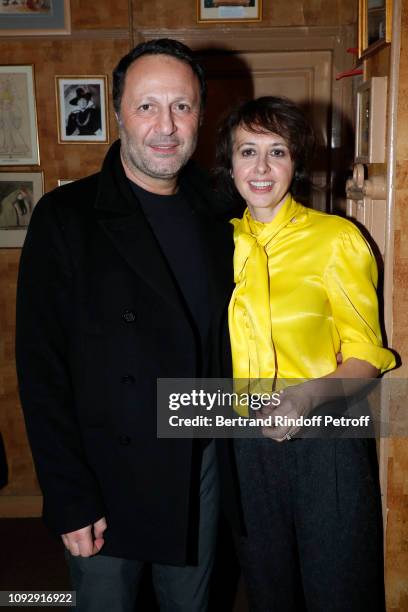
[16,39,236,611]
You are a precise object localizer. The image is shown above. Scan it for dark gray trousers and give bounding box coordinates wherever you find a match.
[234,437,385,612]
[67,441,219,612]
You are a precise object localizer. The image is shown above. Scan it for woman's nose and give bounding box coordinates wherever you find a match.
[254,155,270,174]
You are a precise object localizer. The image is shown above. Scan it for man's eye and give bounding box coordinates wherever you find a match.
[139,104,151,111]
[175,103,190,112]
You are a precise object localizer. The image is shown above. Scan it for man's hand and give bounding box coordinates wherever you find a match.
[61,516,107,557]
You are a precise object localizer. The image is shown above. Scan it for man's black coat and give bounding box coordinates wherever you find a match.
[16,140,238,564]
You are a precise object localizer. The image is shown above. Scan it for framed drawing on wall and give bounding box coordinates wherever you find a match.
[56,76,109,144]
[0,171,43,248]
[355,77,387,164]
[0,65,40,166]
[358,0,392,58]
[197,0,262,23]
[0,0,70,36]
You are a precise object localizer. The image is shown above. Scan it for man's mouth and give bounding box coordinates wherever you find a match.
[149,143,180,154]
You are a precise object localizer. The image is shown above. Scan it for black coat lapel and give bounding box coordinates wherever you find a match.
[95,141,186,314]
[181,168,234,322]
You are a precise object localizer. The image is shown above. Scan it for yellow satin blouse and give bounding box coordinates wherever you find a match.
[228,195,395,382]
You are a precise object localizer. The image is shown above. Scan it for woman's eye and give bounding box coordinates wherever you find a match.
[271,149,285,157]
[241,148,256,157]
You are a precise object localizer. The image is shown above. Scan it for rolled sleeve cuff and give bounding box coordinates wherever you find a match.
[341,342,396,374]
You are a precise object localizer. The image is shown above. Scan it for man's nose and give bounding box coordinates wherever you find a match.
[156,107,176,135]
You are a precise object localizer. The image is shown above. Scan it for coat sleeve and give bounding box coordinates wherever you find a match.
[324,223,395,373]
[15,194,105,535]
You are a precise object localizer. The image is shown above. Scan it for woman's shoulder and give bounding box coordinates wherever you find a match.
[299,205,363,239]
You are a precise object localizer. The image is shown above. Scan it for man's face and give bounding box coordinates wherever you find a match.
[118,54,201,193]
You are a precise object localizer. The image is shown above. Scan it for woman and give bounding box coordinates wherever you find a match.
[216,97,395,612]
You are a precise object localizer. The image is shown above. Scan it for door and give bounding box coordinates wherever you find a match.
[196,49,333,211]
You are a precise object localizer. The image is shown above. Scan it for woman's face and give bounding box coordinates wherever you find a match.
[231,125,295,222]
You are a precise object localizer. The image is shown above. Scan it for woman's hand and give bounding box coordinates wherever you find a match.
[260,357,379,442]
[260,384,314,442]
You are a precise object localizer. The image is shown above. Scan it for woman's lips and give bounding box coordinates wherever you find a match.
[248,180,274,193]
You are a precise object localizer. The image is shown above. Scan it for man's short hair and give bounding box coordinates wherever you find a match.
[112,38,207,115]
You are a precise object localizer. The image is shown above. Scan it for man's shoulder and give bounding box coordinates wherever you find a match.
[27,173,101,242]
[36,173,100,217]
[46,173,100,204]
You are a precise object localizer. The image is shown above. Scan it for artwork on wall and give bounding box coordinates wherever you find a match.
[0,0,70,36]
[55,76,109,144]
[358,0,392,58]
[0,171,43,247]
[197,0,262,23]
[0,65,40,166]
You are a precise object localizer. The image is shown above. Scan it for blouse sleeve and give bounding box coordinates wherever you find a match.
[324,223,395,373]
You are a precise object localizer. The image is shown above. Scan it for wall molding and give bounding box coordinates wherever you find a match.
[0,29,129,41]
[136,24,355,53]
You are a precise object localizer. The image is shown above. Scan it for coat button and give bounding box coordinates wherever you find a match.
[121,374,135,384]
[122,309,136,323]
[118,435,131,446]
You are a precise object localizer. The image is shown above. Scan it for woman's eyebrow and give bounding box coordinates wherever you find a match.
[235,141,289,147]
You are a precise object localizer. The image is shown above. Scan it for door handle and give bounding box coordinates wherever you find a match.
[346,163,386,200]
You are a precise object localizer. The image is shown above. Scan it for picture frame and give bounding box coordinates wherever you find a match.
[0,65,40,166]
[0,0,70,36]
[0,171,43,248]
[197,0,262,24]
[358,0,392,59]
[55,76,109,144]
[355,77,387,164]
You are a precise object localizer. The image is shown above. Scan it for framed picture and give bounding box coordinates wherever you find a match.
[355,77,387,164]
[358,0,392,58]
[55,76,109,144]
[58,179,74,186]
[0,0,70,36]
[197,0,262,23]
[0,65,40,166]
[0,171,43,247]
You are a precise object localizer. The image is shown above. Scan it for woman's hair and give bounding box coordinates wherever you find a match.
[215,96,315,202]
